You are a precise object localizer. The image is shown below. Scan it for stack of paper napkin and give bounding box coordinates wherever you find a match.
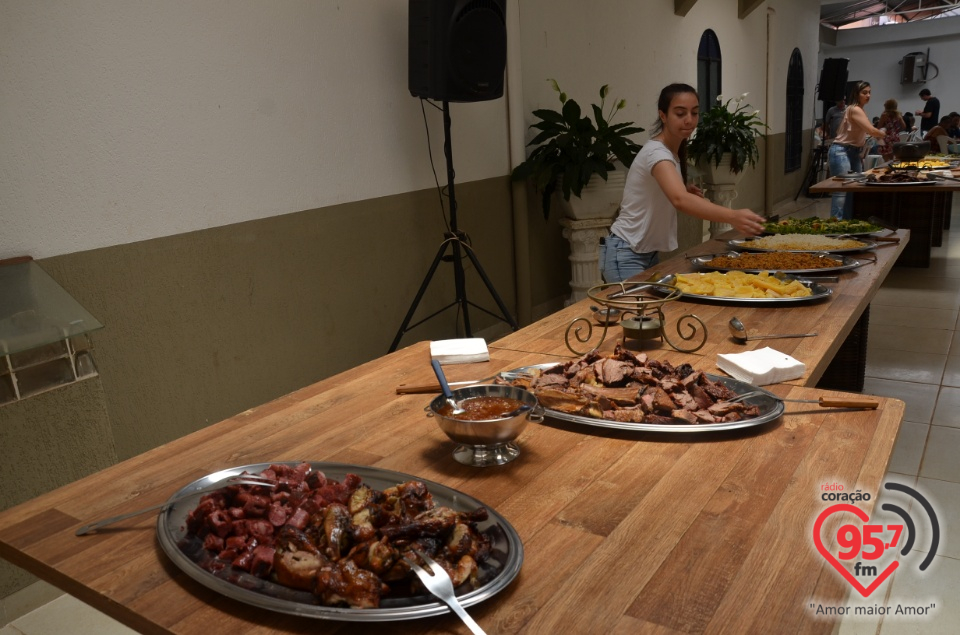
[716,347,806,386]
[429,338,490,365]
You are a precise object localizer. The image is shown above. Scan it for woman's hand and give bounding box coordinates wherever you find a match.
[686,182,704,198]
[729,209,765,236]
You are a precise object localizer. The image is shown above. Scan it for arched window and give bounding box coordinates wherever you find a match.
[697,30,721,112]
[785,48,804,173]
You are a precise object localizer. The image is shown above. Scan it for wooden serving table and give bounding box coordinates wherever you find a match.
[0,236,908,635]
[809,164,959,267]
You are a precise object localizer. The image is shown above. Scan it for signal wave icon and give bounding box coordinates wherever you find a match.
[880,482,940,571]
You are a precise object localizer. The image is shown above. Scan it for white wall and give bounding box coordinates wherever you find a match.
[2,0,827,262]
[819,16,960,123]
[0,0,509,259]
[515,0,821,159]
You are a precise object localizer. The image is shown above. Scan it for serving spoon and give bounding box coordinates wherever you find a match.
[728,316,817,342]
[431,359,465,415]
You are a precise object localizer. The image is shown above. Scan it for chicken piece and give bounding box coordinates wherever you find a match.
[446,522,478,559]
[275,549,326,590]
[381,506,486,540]
[322,503,352,559]
[348,485,376,514]
[434,554,480,588]
[275,525,320,555]
[344,537,398,576]
[351,504,384,543]
[315,559,384,609]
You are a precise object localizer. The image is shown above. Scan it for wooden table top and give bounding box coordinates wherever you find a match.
[810,165,960,193]
[492,229,908,389]
[0,236,909,635]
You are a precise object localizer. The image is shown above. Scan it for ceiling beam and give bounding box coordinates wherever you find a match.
[675,0,699,17]
[739,0,766,19]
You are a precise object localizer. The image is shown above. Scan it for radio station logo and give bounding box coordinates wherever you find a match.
[813,481,939,598]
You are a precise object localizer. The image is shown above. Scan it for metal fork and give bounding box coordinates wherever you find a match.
[75,475,275,536]
[408,551,487,635]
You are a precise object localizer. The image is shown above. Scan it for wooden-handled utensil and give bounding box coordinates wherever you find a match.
[731,391,879,409]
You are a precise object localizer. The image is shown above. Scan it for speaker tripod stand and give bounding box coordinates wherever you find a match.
[388,101,518,353]
[795,139,829,200]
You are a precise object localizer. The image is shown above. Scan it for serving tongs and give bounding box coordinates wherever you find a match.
[925,171,960,184]
[396,368,535,394]
[75,474,276,536]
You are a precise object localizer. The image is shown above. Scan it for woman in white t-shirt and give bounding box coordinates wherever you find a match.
[600,83,764,283]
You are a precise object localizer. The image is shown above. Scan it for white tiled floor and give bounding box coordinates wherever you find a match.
[3,197,960,634]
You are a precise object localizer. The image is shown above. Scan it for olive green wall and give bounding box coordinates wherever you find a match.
[0,176,571,598]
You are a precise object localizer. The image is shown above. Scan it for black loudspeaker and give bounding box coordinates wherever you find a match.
[408,0,507,102]
[818,58,849,103]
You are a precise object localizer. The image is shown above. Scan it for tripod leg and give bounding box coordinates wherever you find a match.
[461,243,519,330]
[451,237,472,336]
[389,240,451,353]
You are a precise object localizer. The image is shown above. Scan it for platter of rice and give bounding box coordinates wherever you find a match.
[728,234,876,254]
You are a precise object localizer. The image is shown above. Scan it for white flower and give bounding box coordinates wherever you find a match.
[739,92,749,101]
[716,94,723,103]
[752,109,760,116]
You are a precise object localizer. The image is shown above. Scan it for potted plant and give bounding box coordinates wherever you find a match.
[511,80,644,219]
[687,93,768,178]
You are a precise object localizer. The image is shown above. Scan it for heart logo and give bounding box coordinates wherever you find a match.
[813,504,899,597]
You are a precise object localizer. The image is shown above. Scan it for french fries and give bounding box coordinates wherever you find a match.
[673,271,812,298]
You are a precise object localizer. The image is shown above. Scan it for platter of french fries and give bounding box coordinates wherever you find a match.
[654,271,832,304]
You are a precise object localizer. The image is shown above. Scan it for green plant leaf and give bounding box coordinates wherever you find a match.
[514,81,644,217]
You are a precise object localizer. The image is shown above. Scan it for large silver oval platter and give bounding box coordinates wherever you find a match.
[690,251,863,274]
[655,273,832,305]
[505,364,784,433]
[157,462,523,622]
[728,237,878,253]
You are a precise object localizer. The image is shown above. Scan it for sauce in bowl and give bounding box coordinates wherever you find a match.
[439,396,525,421]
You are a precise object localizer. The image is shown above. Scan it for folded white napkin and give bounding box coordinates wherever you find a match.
[716,347,806,386]
[429,338,490,365]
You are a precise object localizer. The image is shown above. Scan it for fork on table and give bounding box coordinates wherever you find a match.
[408,550,487,635]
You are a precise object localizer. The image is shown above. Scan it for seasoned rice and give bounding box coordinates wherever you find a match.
[748,234,865,251]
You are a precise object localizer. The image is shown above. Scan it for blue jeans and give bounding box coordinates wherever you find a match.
[827,143,863,220]
[599,234,659,283]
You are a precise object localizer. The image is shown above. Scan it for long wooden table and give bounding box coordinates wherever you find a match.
[0,235,909,634]
[809,165,959,267]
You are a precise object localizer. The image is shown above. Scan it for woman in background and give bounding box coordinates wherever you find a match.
[877,98,905,162]
[599,83,764,283]
[826,81,885,220]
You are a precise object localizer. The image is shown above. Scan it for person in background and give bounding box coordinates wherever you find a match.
[923,116,953,149]
[902,111,923,141]
[599,83,764,283]
[827,81,884,220]
[877,99,906,162]
[813,119,826,147]
[824,98,846,139]
[915,88,940,134]
[947,112,960,140]
[903,111,915,131]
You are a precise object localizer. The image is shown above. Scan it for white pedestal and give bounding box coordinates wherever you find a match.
[703,182,738,238]
[559,217,613,305]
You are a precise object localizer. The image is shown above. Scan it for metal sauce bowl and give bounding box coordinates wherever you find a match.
[427,384,543,467]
